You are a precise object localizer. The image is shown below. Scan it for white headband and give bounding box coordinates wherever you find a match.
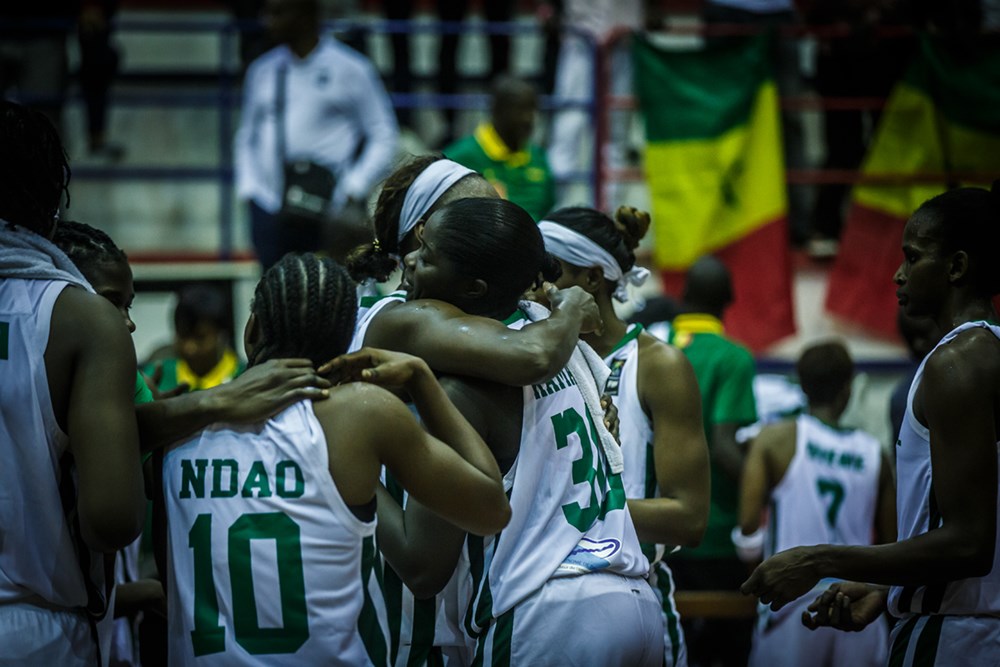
[397,160,476,244]
[538,220,650,303]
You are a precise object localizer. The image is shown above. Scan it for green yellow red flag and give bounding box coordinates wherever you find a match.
[825,35,1000,338]
[634,32,794,351]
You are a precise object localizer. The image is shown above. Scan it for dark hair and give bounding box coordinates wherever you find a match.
[347,155,496,283]
[797,341,853,405]
[175,284,230,336]
[249,253,357,367]
[0,100,71,235]
[434,197,556,308]
[52,220,127,278]
[544,206,651,274]
[915,182,1000,296]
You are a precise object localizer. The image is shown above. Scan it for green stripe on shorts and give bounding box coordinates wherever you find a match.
[889,616,920,667]
[913,615,944,667]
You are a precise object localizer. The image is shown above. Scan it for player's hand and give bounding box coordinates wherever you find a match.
[319,347,430,390]
[214,359,331,422]
[600,394,620,443]
[142,363,190,400]
[740,546,822,611]
[547,284,602,335]
[802,582,887,632]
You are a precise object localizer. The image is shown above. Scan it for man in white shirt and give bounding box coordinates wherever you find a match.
[235,0,398,269]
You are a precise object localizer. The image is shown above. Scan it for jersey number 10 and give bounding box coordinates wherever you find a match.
[188,511,309,656]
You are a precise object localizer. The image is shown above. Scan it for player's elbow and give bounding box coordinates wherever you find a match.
[504,342,555,386]
[465,492,512,537]
[79,503,144,553]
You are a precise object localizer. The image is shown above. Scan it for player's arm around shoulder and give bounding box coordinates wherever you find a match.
[316,349,511,536]
[918,331,1000,577]
[634,335,710,546]
[363,287,598,386]
[53,287,144,552]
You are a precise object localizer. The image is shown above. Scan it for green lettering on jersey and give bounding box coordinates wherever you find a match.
[180,459,209,499]
[241,461,273,498]
[0,322,8,360]
[276,461,305,498]
[211,459,239,498]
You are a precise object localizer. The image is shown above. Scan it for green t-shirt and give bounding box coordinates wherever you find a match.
[444,123,556,222]
[140,348,244,394]
[134,371,154,405]
[668,314,757,560]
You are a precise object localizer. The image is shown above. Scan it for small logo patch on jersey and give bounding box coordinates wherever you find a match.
[562,537,621,572]
[604,359,626,397]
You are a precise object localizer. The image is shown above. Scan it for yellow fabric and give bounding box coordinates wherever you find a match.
[670,314,725,349]
[853,82,1000,219]
[644,81,786,270]
[474,123,531,168]
[176,348,240,391]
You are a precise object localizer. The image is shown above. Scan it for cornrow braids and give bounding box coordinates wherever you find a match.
[249,253,358,367]
[53,220,128,275]
[346,154,443,283]
[0,100,70,235]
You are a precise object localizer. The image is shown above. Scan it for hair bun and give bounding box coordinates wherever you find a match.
[613,206,651,251]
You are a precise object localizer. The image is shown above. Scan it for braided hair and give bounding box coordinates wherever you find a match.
[249,253,358,367]
[914,181,1000,296]
[544,206,651,274]
[0,101,70,236]
[52,220,128,277]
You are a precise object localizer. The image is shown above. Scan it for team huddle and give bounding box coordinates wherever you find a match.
[2,96,1000,667]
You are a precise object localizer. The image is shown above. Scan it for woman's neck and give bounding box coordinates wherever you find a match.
[581,297,628,357]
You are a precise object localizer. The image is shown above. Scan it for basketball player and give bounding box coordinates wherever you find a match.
[536,205,711,667]
[0,100,144,664]
[742,184,1000,666]
[739,340,894,667]
[332,198,663,666]
[162,254,511,665]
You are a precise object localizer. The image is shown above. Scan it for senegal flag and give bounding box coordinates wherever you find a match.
[825,35,1000,338]
[634,33,794,352]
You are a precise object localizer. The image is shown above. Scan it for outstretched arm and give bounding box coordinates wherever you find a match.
[628,341,710,546]
[357,285,601,386]
[135,359,332,452]
[742,340,998,610]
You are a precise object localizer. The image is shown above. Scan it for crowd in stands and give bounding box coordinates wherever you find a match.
[3,2,1000,666]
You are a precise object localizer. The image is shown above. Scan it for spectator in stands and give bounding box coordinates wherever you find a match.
[0,2,74,135]
[804,0,914,258]
[142,284,245,394]
[235,0,398,269]
[445,75,555,221]
[547,0,653,206]
[78,0,125,160]
[665,255,758,667]
[739,340,894,667]
[435,0,513,146]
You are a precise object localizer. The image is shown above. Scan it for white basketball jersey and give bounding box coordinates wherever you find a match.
[465,309,649,631]
[0,278,105,611]
[765,414,882,560]
[888,320,1000,618]
[350,291,406,352]
[163,401,387,666]
[603,324,664,565]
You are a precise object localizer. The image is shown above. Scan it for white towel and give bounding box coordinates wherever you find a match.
[0,221,94,292]
[519,300,624,474]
